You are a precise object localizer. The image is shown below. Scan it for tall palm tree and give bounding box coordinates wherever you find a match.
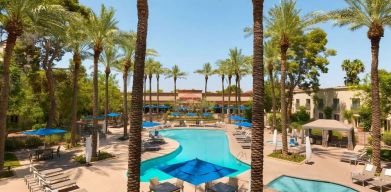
[0,0,66,172]
[320,0,391,173]
[116,31,137,137]
[225,59,235,124]
[127,0,149,190]
[265,0,307,155]
[228,48,249,115]
[341,59,365,85]
[66,15,90,146]
[100,44,120,133]
[215,60,228,121]
[154,62,166,116]
[251,0,265,190]
[264,41,279,131]
[86,5,118,157]
[194,63,214,112]
[145,58,156,122]
[165,65,187,109]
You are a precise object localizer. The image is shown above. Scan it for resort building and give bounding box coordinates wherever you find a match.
[292,86,391,131]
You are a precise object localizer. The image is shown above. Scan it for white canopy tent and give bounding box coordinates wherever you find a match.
[301,119,354,150]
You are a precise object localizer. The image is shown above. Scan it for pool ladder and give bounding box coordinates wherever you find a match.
[236,151,247,164]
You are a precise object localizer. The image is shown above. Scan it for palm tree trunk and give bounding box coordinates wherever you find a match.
[174,78,177,109]
[369,35,382,173]
[268,65,277,132]
[0,34,18,172]
[123,66,129,137]
[71,53,81,146]
[157,76,160,117]
[251,0,264,190]
[235,75,239,115]
[228,76,232,124]
[149,75,152,122]
[144,75,147,103]
[128,0,149,190]
[238,76,241,115]
[92,48,101,157]
[280,43,289,156]
[105,67,110,133]
[221,76,225,122]
[204,77,208,113]
[45,65,56,128]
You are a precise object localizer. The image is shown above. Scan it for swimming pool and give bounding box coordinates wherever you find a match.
[267,175,358,192]
[140,129,250,182]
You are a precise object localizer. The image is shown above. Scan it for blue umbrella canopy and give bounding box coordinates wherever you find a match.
[142,121,161,128]
[159,158,237,186]
[202,112,212,117]
[229,115,247,121]
[107,112,121,117]
[23,128,66,136]
[158,105,169,109]
[234,122,252,128]
[171,112,181,117]
[186,112,197,117]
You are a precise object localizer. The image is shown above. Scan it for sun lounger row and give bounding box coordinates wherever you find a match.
[351,164,391,192]
[24,166,86,192]
[232,129,252,149]
[340,151,370,165]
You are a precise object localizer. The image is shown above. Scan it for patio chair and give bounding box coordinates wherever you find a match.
[44,179,77,192]
[55,146,60,158]
[351,164,377,186]
[241,143,251,149]
[175,179,184,192]
[71,189,88,192]
[149,177,160,192]
[235,132,250,140]
[233,130,246,136]
[205,181,216,192]
[368,168,391,192]
[227,177,239,190]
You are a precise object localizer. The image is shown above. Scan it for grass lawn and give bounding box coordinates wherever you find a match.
[4,153,21,168]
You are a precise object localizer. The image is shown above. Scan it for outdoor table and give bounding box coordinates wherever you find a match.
[150,182,180,192]
[209,182,237,192]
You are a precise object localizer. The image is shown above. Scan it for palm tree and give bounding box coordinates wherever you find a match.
[115,31,137,137]
[194,63,214,112]
[100,44,120,133]
[320,0,391,173]
[215,60,228,121]
[145,58,156,122]
[341,59,365,85]
[86,5,118,157]
[165,65,187,109]
[66,15,90,146]
[265,0,307,155]
[0,0,66,172]
[127,0,149,190]
[264,41,279,131]
[225,59,235,124]
[154,62,166,116]
[251,0,265,190]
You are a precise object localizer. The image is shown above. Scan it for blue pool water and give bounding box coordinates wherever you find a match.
[140,129,250,182]
[267,175,358,192]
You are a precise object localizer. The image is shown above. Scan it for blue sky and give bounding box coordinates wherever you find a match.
[57,0,391,92]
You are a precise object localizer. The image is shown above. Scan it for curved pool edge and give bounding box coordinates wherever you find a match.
[267,174,359,192]
[141,137,180,163]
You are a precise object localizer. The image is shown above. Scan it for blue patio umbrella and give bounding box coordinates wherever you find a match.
[234,122,252,128]
[171,112,181,117]
[202,112,212,117]
[239,105,249,110]
[186,112,197,117]
[159,158,237,191]
[142,121,161,128]
[107,112,121,117]
[158,105,169,109]
[23,128,66,136]
[230,115,247,121]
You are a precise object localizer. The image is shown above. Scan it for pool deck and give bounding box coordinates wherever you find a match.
[0,124,378,192]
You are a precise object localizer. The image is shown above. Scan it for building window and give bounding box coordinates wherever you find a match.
[334,114,340,121]
[317,98,324,109]
[332,98,340,110]
[295,99,300,110]
[319,113,324,119]
[351,98,360,110]
[306,99,311,110]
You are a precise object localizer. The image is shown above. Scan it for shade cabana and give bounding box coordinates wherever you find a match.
[301,119,354,150]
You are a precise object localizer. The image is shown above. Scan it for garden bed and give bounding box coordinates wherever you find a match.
[268,150,306,163]
[73,151,115,164]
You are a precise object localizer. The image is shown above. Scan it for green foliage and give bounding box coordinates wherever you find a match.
[342,110,354,124]
[311,129,322,136]
[25,137,44,149]
[291,106,310,123]
[73,151,115,164]
[366,148,391,162]
[5,138,25,151]
[341,59,365,85]
[332,131,343,140]
[44,135,62,146]
[323,106,333,119]
[268,113,282,131]
[243,105,252,122]
[382,132,391,146]
[358,106,372,132]
[4,153,21,168]
[290,122,302,131]
[32,123,47,130]
[268,150,306,163]
[64,132,72,143]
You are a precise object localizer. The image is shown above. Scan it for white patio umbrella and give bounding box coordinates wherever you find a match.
[85,136,92,164]
[305,136,312,164]
[272,129,278,145]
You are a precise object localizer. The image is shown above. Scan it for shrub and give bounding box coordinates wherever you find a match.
[382,132,391,146]
[290,122,302,131]
[63,133,71,143]
[311,129,322,136]
[359,106,372,132]
[44,135,62,146]
[73,151,114,164]
[291,106,310,123]
[342,110,354,124]
[5,138,25,151]
[323,107,333,119]
[268,113,282,131]
[331,131,343,140]
[367,136,373,145]
[268,150,305,163]
[25,137,43,149]
[32,123,46,130]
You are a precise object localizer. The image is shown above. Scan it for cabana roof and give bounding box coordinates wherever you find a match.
[302,119,352,132]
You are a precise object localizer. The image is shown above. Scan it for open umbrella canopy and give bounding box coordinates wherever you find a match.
[171,112,181,117]
[234,122,252,128]
[158,158,237,186]
[142,121,161,128]
[202,112,212,117]
[107,112,121,117]
[23,128,66,136]
[229,115,247,121]
[186,112,197,117]
[159,105,170,109]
